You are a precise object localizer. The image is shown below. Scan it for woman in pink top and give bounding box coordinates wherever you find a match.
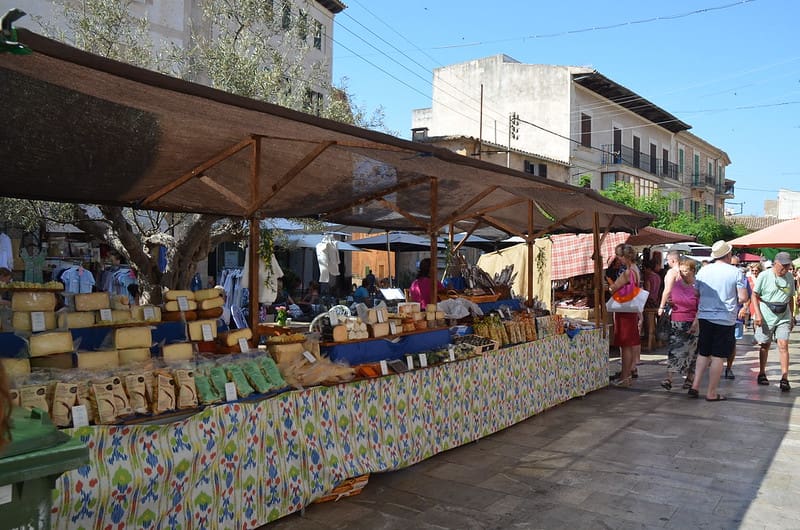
[660,257,700,390]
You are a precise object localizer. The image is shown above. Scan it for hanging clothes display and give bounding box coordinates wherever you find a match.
[0,233,12,270]
[21,246,46,283]
[242,250,283,304]
[61,265,96,294]
[315,234,340,284]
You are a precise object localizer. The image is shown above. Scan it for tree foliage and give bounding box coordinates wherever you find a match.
[4,0,387,302]
[600,182,749,245]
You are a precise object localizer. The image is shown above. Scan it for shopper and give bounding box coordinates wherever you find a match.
[689,241,748,401]
[725,255,749,380]
[410,258,442,310]
[747,262,762,331]
[752,252,796,391]
[660,257,700,391]
[643,258,662,309]
[608,244,641,387]
[658,250,682,312]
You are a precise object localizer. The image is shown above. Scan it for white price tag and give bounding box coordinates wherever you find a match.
[30,311,46,333]
[448,345,456,362]
[389,321,397,335]
[177,296,189,312]
[143,306,156,320]
[302,350,317,363]
[0,484,11,506]
[201,323,213,342]
[328,310,339,326]
[418,353,428,368]
[377,310,386,323]
[99,308,113,322]
[225,382,237,402]
[71,405,89,428]
[238,338,250,352]
[406,356,414,371]
[379,360,389,375]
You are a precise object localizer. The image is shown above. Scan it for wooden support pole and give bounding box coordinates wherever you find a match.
[249,215,260,329]
[592,212,604,334]
[429,177,438,306]
[527,200,534,305]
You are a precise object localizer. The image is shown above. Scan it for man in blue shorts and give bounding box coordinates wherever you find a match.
[752,251,796,391]
[689,241,749,401]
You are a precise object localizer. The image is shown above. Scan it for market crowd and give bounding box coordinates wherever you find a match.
[608,241,798,400]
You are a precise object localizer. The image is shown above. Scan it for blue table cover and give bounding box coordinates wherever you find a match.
[322,328,450,365]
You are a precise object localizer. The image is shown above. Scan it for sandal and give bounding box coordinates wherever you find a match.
[780,379,791,392]
[660,379,672,391]
[705,394,727,402]
[687,388,699,398]
[631,369,639,379]
[758,373,769,385]
[609,371,622,381]
[682,379,693,390]
[612,377,633,388]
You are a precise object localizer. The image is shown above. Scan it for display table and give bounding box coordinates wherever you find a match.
[50,329,608,529]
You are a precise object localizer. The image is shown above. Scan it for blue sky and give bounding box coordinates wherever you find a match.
[333,0,798,216]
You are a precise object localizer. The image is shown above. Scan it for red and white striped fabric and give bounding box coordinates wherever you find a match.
[549,232,629,281]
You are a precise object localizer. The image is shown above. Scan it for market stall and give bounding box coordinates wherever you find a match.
[1,28,653,529]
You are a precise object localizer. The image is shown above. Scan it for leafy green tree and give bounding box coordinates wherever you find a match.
[3,0,385,303]
[600,182,749,245]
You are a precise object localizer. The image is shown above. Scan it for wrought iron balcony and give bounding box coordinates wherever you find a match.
[601,144,680,180]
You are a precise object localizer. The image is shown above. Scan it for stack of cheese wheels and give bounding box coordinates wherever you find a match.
[216,327,253,353]
[130,305,162,323]
[11,291,58,333]
[161,289,198,322]
[114,326,153,367]
[193,288,225,320]
[28,330,75,370]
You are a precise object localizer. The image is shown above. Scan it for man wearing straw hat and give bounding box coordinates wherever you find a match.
[689,241,749,401]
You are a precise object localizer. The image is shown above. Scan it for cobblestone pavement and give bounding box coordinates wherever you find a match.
[265,328,800,529]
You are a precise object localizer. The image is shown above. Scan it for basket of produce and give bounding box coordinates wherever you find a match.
[453,334,498,354]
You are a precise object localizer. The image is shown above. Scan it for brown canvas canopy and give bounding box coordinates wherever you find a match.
[1,30,653,324]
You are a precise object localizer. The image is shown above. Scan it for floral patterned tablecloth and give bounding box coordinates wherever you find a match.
[51,329,608,529]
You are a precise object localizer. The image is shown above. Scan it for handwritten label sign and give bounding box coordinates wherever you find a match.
[418,353,428,368]
[406,356,414,371]
[302,350,317,363]
[99,308,113,322]
[143,306,156,321]
[448,345,456,362]
[377,310,386,323]
[177,296,189,312]
[328,310,339,326]
[71,405,89,428]
[238,338,250,353]
[201,323,214,342]
[389,321,397,335]
[225,382,237,402]
[379,360,389,375]
[30,311,46,332]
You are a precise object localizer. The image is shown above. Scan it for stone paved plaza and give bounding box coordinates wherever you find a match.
[266,329,800,529]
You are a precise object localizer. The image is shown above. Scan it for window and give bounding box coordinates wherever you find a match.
[304,89,323,116]
[298,10,308,40]
[649,143,657,174]
[693,153,700,177]
[612,127,622,163]
[580,113,591,148]
[411,128,428,141]
[281,2,291,29]
[524,161,547,178]
[632,136,640,168]
[662,148,669,177]
[313,20,322,49]
[679,148,685,174]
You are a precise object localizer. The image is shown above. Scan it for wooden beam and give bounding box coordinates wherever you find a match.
[198,176,249,211]
[248,216,260,329]
[250,135,261,207]
[451,220,483,253]
[429,177,438,305]
[480,214,526,239]
[376,198,429,231]
[593,212,604,332]
[440,186,498,226]
[528,209,584,240]
[322,176,429,218]
[455,197,526,223]
[247,140,335,216]
[527,200,534,304]
[141,137,253,206]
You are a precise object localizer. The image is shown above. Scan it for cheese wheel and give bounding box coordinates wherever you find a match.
[75,292,110,311]
[164,290,196,301]
[29,331,74,357]
[164,299,198,312]
[12,292,56,312]
[368,322,390,338]
[29,352,73,369]
[193,288,222,301]
[426,303,438,313]
[161,310,197,322]
[197,307,223,319]
[1,357,31,378]
[12,311,57,332]
[188,319,218,341]
[77,350,120,369]
[57,311,97,329]
[118,347,152,365]
[96,309,133,324]
[130,305,162,322]
[110,295,130,310]
[217,328,252,347]
[162,342,193,362]
[332,324,348,342]
[198,296,223,310]
[114,327,152,349]
[435,311,445,320]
